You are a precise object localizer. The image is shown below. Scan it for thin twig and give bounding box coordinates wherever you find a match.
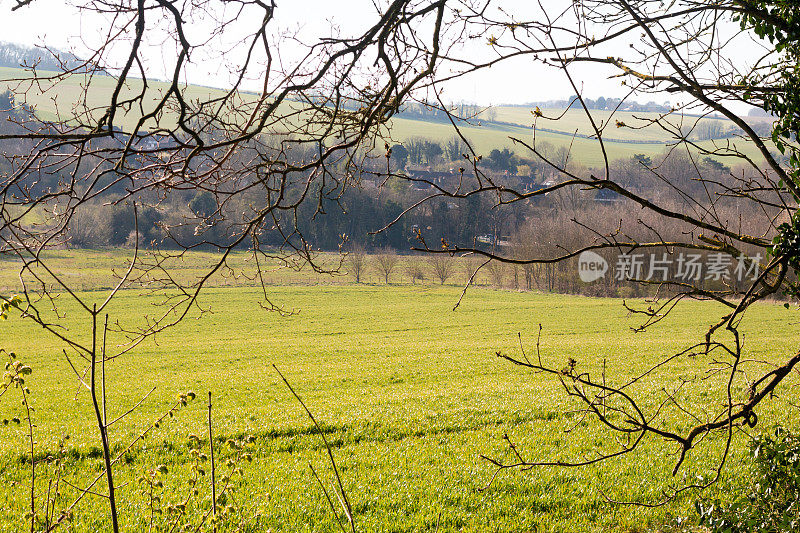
[208,391,217,533]
[274,365,356,533]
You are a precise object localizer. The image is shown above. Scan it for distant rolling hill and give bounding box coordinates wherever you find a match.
[1,66,772,167]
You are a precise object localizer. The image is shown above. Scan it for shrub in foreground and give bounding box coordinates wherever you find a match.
[697,427,800,532]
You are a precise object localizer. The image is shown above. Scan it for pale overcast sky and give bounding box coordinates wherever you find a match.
[1,0,765,108]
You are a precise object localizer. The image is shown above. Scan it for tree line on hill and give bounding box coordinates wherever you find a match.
[523,95,672,113]
[0,42,90,72]
[395,97,674,122]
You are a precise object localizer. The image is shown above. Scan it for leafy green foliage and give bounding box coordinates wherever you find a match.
[771,212,800,270]
[0,295,21,321]
[698,427,800,532]
[738,1,800,189]
[743,2,800,294]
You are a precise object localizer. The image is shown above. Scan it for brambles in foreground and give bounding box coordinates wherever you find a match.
[0,295,21,320]
[697,427,800,533]
[136,431,257,532]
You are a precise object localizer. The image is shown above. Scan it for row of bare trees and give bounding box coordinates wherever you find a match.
[346,248,557,290]
[347,248,457,285]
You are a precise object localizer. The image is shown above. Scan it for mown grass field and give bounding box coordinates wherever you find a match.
[1,66,769,167]
[1,250,799,531]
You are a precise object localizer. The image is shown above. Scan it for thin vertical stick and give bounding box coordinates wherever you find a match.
[208,391,217,533]
[602,358,607,417]
[102,314,109,425]
[309,462,346,533]
[44,479,52,531]
[91,304,119,533]
[22,386,35,533]
[274,365,355,532]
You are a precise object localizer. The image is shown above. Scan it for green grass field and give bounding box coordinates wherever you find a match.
[1,250,799,531]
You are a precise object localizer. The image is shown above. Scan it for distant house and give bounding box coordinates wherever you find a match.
[135,132,177,151]
[477,234,510,247]
[406,168,473,190]
[594,188,621,203]
[407,169,459,184]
